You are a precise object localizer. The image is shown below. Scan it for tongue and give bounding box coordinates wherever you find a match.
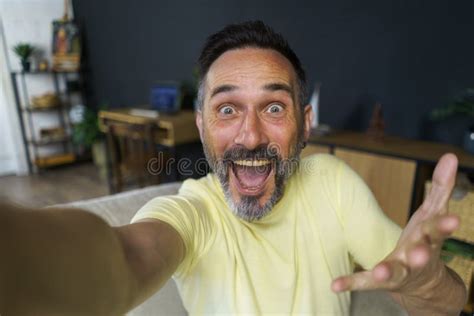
[234,165,270,188]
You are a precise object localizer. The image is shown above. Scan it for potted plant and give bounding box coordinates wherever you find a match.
[13,43,35,72]
[72,105,107,179]
[431,89,474,154]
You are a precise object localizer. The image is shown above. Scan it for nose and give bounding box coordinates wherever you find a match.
[234,109,268,150]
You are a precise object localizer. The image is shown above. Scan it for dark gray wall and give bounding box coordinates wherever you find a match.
[73,0,474,145]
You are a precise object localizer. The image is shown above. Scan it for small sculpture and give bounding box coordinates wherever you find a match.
[367,102,385,140]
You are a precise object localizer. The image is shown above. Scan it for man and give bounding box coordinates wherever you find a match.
[0,21,467,315]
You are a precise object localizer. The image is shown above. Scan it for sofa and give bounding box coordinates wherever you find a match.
[59,182,406,316]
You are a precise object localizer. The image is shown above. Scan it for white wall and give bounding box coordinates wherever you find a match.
[0,16,27,175]
[0,0,73,175]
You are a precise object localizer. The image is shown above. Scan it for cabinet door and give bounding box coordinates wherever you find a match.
[425,181,474,244]
[335,148,416,227]
[301,144,330,158]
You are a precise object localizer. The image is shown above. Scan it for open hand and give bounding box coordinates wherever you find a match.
[331,153,462,300]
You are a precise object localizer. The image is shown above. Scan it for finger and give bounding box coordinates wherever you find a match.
[406,243,431,268]
[422,153,458,215]
[421,214,460,248]
[331,270,373,292]
[331,261,408,292]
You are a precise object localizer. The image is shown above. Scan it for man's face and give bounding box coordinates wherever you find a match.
[197,48,312,221]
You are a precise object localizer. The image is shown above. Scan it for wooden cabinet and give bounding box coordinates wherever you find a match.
[334,148,416,227]
[308,130,474,227]
[301,144,330,158]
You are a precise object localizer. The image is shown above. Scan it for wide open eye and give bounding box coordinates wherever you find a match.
[219,105,236,116]
[266,103,284,114]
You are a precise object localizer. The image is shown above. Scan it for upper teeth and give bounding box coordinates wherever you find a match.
[234,160,271,167]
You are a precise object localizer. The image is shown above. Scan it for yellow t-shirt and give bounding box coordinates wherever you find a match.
[131,154,402,315]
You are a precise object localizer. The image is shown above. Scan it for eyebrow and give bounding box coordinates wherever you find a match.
[210,84,238,99]
[210,82,294,99]
[262,83,293,97]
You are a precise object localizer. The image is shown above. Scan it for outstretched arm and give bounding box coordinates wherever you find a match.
[332,153,467,315]
[0,203,183,315]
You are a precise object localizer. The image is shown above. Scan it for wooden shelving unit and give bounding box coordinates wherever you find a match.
[11,70,86,173]
[33,152,76,168]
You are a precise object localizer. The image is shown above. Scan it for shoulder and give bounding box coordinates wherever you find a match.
[179,173,223,197]
[131,173,222,224]
[297,153,345,183]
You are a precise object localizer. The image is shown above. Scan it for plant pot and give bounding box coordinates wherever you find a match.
[92,140,107,180]
[463,126,474,154]
[21,60,31,72]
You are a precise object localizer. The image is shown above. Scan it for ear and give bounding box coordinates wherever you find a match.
[196,109,204,142]
[303,104,312,141]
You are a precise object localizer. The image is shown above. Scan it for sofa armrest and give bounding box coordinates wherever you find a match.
[51,182,182,226]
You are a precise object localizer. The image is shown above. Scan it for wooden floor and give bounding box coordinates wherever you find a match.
[0,163,109,208]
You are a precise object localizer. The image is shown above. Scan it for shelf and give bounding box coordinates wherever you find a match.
[11,67,86,173]
[34,153,75,168]
[28,135,72,146]
[22,101,71,112]
[23,105,62,112]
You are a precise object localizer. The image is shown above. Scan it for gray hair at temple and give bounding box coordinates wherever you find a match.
[195,20,308,114]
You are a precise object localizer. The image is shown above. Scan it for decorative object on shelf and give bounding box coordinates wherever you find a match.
[309,82,321,129]
[31,92,61,109]
[52,0,81,72]
[308,82,331,136]
[34,153,75,168]
[12,42,35,72]
[39,127,67,142]
[366,102,385,141]
[69,103,86,124]
[150,81,182,114]
[431,88,474,154]
[38,59,49,71]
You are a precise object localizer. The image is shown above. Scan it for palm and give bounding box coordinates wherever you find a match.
[332,153,459,294]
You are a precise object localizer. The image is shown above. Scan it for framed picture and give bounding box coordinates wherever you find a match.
[52,20,81,71]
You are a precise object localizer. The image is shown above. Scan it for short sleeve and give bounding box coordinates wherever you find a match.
[131,192,215,277]
[336,159,402,269]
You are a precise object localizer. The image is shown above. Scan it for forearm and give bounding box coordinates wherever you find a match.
[390,264,467,316]
[0,203,138,315]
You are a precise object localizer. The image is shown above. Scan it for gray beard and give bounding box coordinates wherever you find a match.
[202,141,302,222]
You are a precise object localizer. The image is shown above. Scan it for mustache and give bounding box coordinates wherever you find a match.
[220,143,281,163]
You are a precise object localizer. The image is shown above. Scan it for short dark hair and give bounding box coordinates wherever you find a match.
[196,20,307,110]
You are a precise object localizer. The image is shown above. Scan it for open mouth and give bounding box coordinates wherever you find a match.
[229,159,274,196]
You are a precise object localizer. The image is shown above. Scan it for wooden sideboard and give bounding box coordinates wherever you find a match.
[98,109,201,191]
[302,130,474,227]
[98,109,200,147]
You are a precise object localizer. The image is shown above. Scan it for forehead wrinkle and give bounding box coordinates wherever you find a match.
[204,48,298,106]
